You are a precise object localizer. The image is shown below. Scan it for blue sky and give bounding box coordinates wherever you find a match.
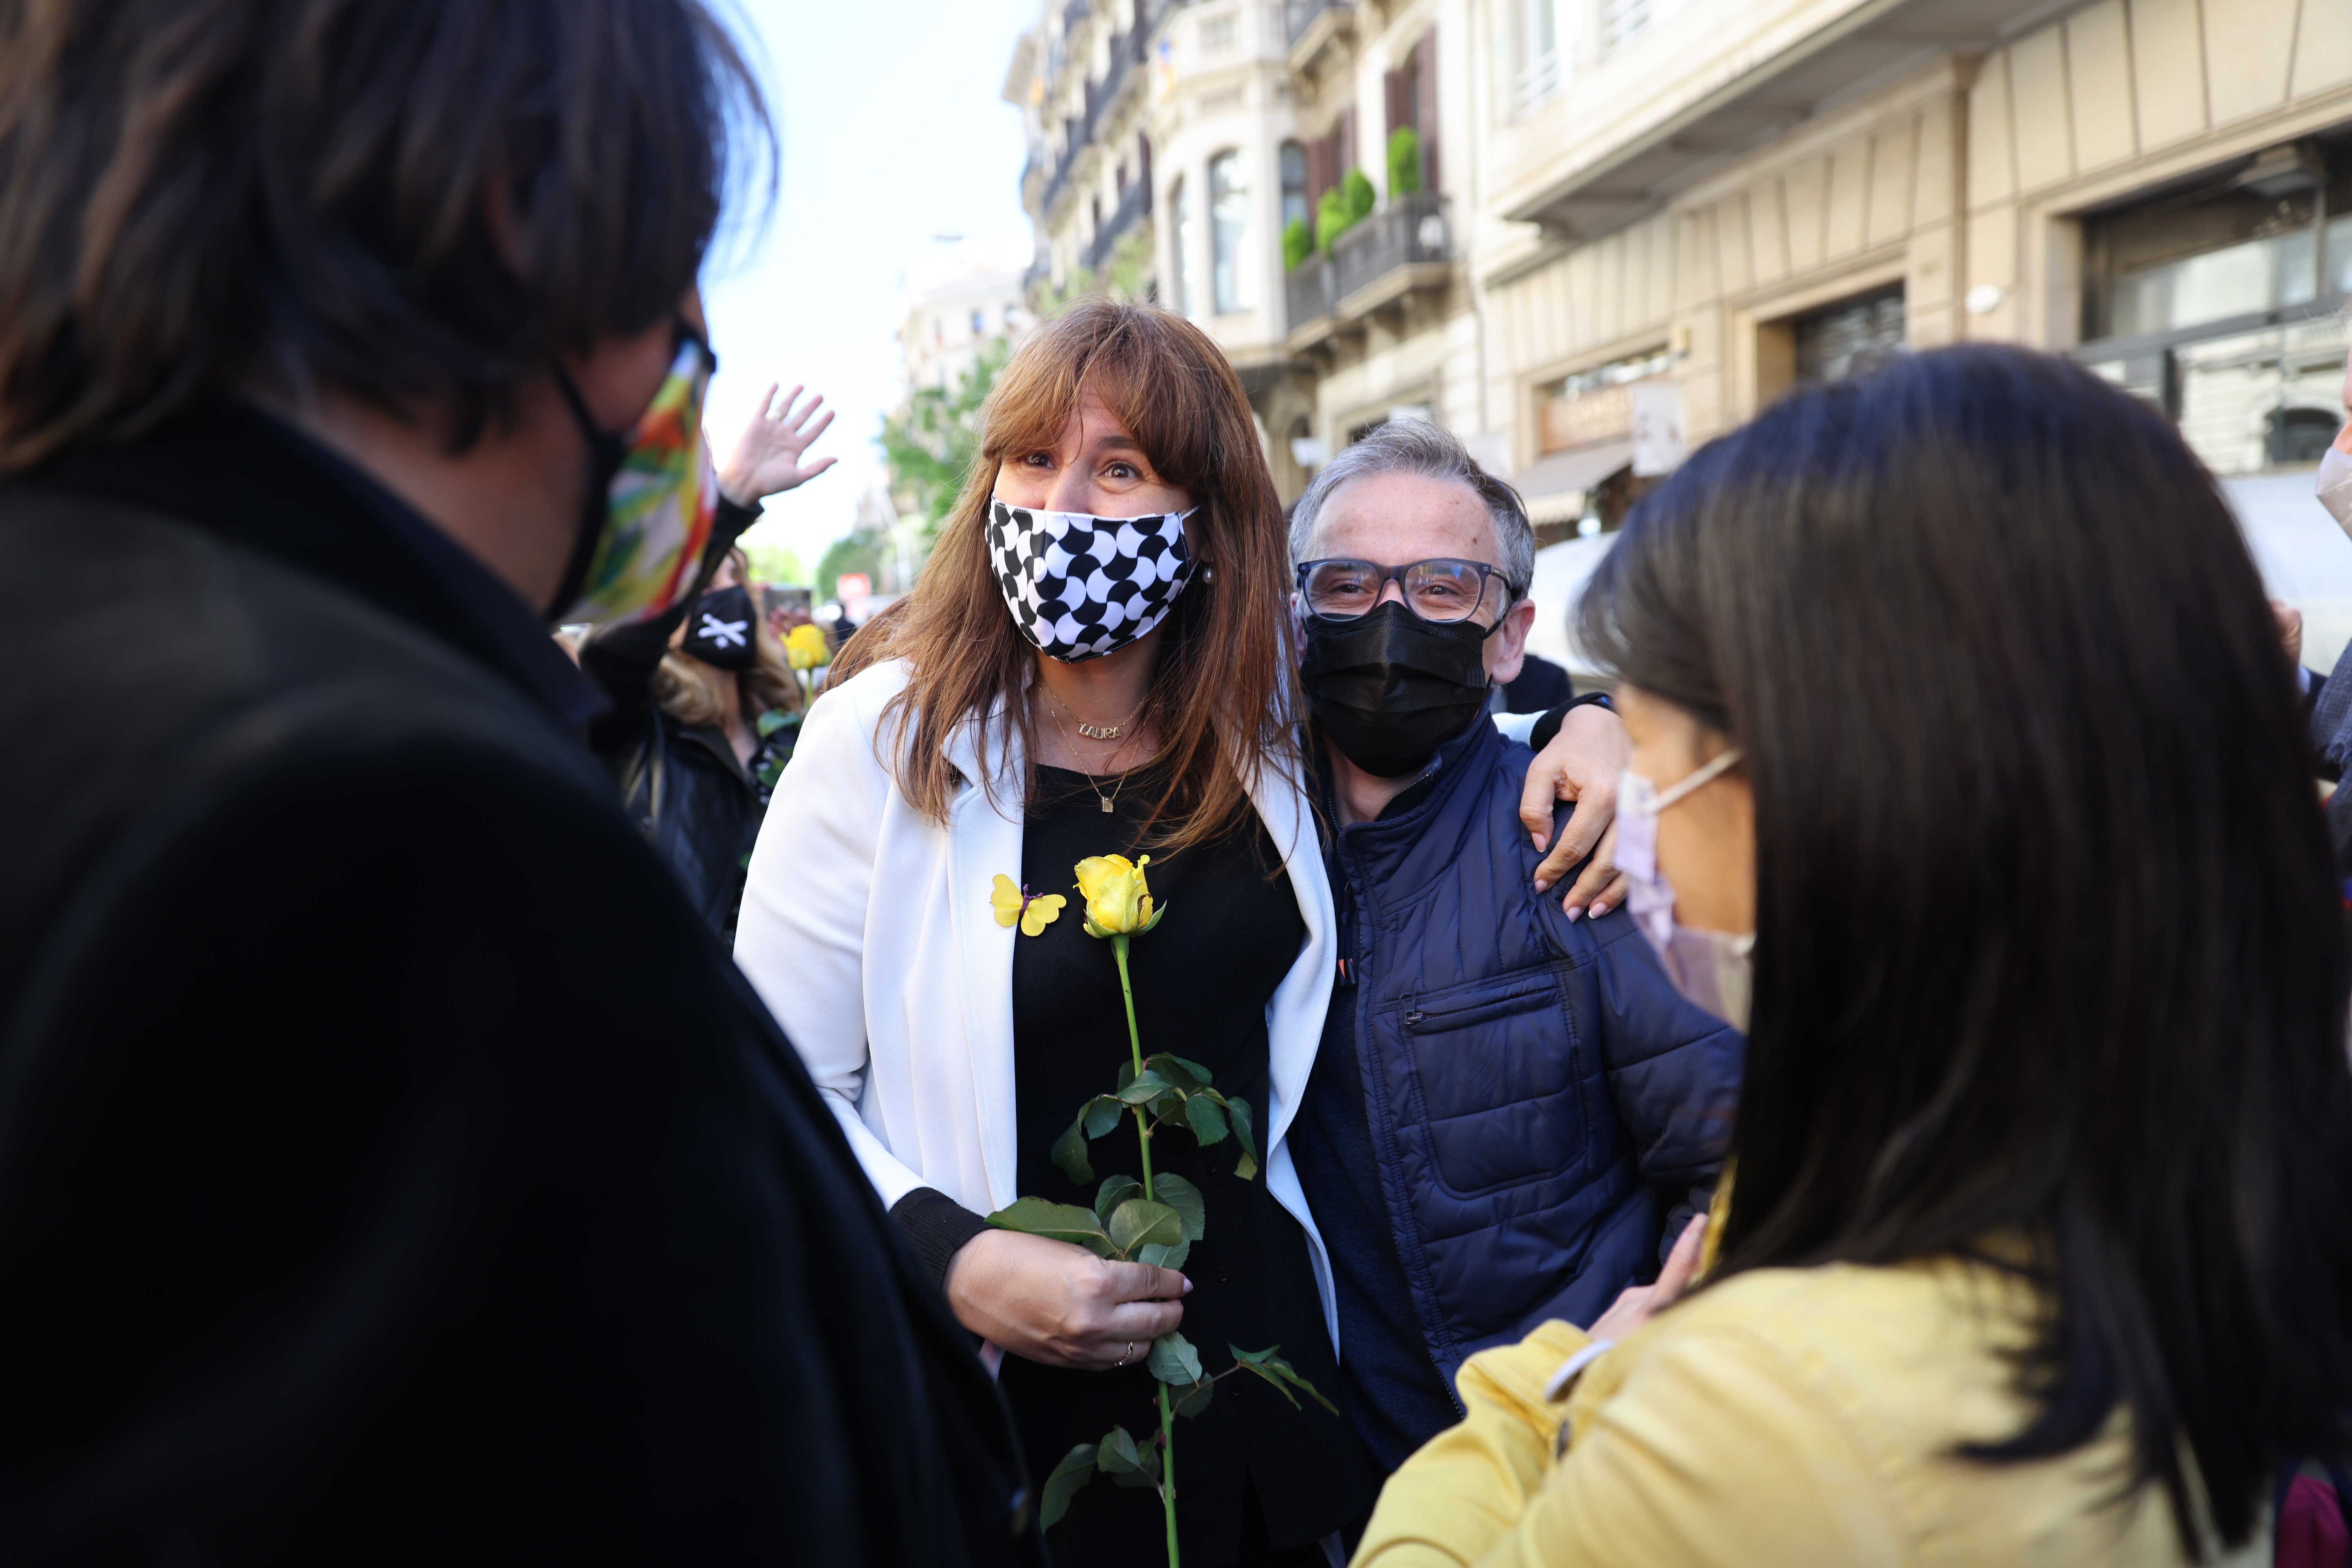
[702,0,1039,573]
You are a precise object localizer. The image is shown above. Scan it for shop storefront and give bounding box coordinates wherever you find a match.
[2072,136,2352,478]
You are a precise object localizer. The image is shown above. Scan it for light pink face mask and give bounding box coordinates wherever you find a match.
[1614,747,1753,1033]
[2318,446,2352,538]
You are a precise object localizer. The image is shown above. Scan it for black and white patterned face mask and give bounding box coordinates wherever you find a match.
[986,498,1199,663]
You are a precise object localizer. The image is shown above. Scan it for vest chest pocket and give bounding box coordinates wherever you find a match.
[1381,966,1602,1197]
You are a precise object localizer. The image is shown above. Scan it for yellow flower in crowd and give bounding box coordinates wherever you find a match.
[785,623,831,671]
[1074,854,1165,938]
[989,873,1065,937]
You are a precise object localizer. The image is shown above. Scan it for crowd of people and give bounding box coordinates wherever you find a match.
[0,2,2348,1566]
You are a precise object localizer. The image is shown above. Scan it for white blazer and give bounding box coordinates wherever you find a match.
[734,658,1344,1348]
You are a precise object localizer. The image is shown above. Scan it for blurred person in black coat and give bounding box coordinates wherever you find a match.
[0,3,1036,1564]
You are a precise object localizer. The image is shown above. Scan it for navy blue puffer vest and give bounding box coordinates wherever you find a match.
[1325,717,1743,1380]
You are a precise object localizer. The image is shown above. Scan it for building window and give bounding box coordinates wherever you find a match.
[1280,141,1309,236]
[1599,0,1690,60]
[1210,149,1251,314]
[1793,285,1907,384]
[1004,303,1020,330]
[1171,175,1200,319]
[2077,137,2352,477]
[1200,10,1236,52]
[1515,0,1562,119]
[969,308,985,336]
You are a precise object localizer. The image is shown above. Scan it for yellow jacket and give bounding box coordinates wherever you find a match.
[1354,1257,2263,1568]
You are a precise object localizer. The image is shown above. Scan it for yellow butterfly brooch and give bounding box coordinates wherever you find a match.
[990,873,1066,937]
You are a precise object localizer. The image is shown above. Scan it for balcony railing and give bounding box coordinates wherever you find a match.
[1332,190,1449,303]
[1284,0,1340,46]
[1285,256,1336,334]
[1084,178,1153,273]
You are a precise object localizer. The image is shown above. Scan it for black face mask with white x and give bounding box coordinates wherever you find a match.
[681,584,758,671]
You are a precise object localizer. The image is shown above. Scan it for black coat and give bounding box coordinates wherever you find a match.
[581,597,794,939]
[0,404,1040,1566]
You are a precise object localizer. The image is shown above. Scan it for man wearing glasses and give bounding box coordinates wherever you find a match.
[1283,420,1744,1506]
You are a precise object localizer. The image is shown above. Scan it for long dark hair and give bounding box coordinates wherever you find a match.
[0,0,769,469]
[1579,344,2352,1551]
[858,298,1300,855]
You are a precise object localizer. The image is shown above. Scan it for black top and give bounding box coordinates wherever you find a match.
[1287,725,1478,1475]
[1004,763,1367,1566]
[0,403,1039,1566]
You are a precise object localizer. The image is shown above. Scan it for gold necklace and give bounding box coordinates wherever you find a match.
[1046,687,1143,742]
[1042,696,1140,814]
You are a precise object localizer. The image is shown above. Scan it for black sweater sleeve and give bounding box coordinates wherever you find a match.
[891,1187,995,1291]
[1526,689,1615,753]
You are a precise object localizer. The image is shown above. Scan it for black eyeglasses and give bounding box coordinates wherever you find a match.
[1295,557,1506,624]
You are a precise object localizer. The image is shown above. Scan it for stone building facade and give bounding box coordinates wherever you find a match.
[1005,0,2352,540]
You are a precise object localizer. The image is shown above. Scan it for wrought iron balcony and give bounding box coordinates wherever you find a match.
[1284,0,1341,46]
[1332,190,1449,306]
[1285,258,1335,341]
[1083,177,1153,273]
[1286,193,1450,349]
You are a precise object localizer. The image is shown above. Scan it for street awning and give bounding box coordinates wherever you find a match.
[1514,438,1632,524]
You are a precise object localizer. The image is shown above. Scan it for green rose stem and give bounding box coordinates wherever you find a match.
[1112,931,1181,1568]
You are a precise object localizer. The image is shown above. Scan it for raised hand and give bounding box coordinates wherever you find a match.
[718,382,837,506]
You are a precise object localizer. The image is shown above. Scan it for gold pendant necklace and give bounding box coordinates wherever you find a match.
[1043,694,1140,813]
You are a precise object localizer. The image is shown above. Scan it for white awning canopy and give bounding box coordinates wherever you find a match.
[1514,438,1633,524]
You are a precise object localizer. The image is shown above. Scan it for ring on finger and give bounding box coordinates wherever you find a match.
[1117,1341,1135,1368]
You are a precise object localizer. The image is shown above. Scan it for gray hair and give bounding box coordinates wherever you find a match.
[1289,419,1536,604]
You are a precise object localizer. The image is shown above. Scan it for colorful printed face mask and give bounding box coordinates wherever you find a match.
[986,498,1199,663]
[1615,747,1753,1033]
[2318,445,2352,539]
[551,329,721,626]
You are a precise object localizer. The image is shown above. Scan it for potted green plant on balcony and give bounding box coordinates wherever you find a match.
[1388,126,1421,198]
[1283,217,1313,274]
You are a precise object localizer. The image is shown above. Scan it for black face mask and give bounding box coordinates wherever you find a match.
[682,584,758,671]
[1301,599,1498,779]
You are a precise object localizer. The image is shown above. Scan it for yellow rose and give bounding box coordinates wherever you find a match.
[1074,854,1165,938]
[785,623,831,671]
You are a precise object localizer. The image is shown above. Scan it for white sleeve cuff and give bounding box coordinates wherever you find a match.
[1492,709,1541,745]
[1543,1338,1616,1401]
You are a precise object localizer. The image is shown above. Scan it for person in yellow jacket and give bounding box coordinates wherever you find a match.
[1355,346,2352,1567]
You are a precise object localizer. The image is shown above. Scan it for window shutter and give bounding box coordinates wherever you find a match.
[1415,29,1439,193]
[1383,67,1411,138]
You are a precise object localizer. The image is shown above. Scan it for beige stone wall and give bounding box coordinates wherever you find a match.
[1485,58,1968,459]
[1962,0,2352,350]
[1476,0,2352,469]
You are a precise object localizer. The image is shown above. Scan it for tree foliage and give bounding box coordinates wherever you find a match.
[880,335,1008,543]
[814,525,886,601]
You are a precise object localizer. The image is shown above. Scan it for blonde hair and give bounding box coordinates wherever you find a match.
[653,549,803,729]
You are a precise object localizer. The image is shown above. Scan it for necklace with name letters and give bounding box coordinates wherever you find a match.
[1042,690,1144,813]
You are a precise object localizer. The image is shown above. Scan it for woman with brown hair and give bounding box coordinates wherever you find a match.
[735,299,1366,1565]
